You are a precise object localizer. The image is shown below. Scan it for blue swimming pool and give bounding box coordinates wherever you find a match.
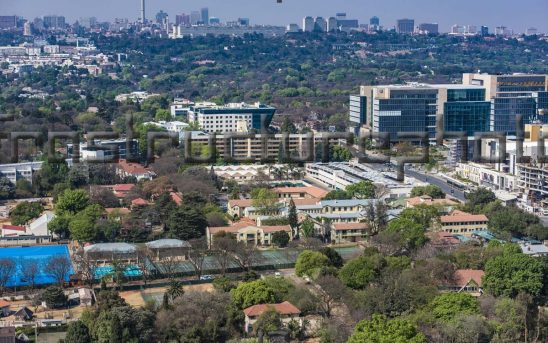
[95,265,142,279]
[0,245,73,287]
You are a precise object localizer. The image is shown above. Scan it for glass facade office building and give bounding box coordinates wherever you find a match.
[444,88,490,136]
[349,95,366,134]
[373,89,437,139]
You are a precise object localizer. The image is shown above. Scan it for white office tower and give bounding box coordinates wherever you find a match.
[327,17,338,32]
[23,22,32,36]
[303,16,314,32]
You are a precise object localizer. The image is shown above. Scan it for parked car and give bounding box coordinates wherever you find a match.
[200,275,214,281]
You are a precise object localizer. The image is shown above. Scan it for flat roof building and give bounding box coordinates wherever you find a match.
[188,102,276,133]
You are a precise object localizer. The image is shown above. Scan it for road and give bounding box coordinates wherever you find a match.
[404,168,467,202]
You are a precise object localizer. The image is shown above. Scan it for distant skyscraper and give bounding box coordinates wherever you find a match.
[418,23,438,34]
[287,23,300,33]
[238,18,250,26]
[209,17,220,25]
[315,17,327,32]
[327,17,338,32]
[43,15,65,30]
[336,13,346,20]
[190,11,201,25]
[79,17,97,29]
[0,16,17,29]
[397,18,414,34]
[303,16,314,32]
[201,8,209,25]
[23,21,32,36]
[370,16,380,26]
[480,26,489,36]
[526,27,538,35]
[176,14,190,26]
[156,10,168,25]
[141,0,146,23]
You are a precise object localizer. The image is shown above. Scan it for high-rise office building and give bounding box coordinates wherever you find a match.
[327,17,338,32]
[349,95,367,134]
[0,16,17,29]
[370,16,380,26]
[359,84,491,139]
[43,15,65,30]
[526,27,538,35]
[156,10,168,25]
[303,16,314,32]
[480,26,489,36]
[79,17,97,29]
[209,17,220,25]
[238,18,250,26]
[23,21,32,36]
[336,13,347,20]
[201,8,209,25]
[396,18,415,34]
[418,23,438,34]
[315,17,327,32]
[176,14,190,26]
[463,73,548,134]
[190,11,201,25]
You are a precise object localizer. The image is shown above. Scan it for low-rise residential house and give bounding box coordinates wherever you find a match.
[243,301,301,334]
[131,198,150,209]
[331,222,369,243]
[0,326,15,343]
[520,242,548,257]
[13,307,33,321]
[116,160,156,181]
[228,199,253,218]
[0,300,11,317]
[272,186,327,200]
[445,269,485,296]
[406,195,459,213]
[207,220,292,248]
[78,288,94,306]
[109,184,135,199]
[441,210,489,236]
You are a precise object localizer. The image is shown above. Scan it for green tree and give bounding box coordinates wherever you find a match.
[348,314,425,343]
[9,201,43,225]
[230,279,278,309]
[35,160,69,195]
[345,181,375,199]
[385,218,427,251]
[399,205,440,229]
[295,250,330,277]
[251,188,279,215]
[41,286,68,308]
[55,189,90,216]
[429,292,480,322]
[410,185,445,199]
[0,178,15,200]
[254,307,282,335]
[65,321,92,343]
[300,219,315,238]
[483,252,545,297]
[338,253,385,289]
[319,247,344,268]
[463,188,496,213]
[69,215,98,242]
[288,199,298,229]
[166,206,207,240]
[272,231,290,247]
[323,189,349,200]
[47,215,71,238]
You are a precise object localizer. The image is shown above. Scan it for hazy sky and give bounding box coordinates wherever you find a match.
[3,0,547,33]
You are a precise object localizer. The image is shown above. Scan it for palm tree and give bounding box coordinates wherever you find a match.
[167,280,185,301]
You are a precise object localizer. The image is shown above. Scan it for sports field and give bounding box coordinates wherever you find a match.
[0,245,73,287]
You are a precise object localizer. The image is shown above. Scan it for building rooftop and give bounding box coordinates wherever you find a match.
[84,242,137,254]
[441,210,488,223]
[272,186,328,199]
[243,301,300,317]
[453,269,485,288]
[146,239,191,249]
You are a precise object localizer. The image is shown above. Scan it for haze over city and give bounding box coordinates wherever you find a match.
[3,0,548,32]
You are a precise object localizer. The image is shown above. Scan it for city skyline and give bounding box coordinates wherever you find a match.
[2,0,547,32]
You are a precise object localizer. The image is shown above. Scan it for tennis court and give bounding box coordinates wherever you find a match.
[0,245,73,287]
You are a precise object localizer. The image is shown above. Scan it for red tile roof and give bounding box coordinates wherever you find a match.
[272,186,328,199]
[453,269,485,288]
[112,184,135,192]
[170,192,183,206]
[332,223,368,231]
[407,196,459,207]
[0,300,10,307]
[117,160,149,175]
[260,225,292,233]
[2,225,26,232]
[131,198,149,206]
[228,199,253,208]
[441,210,488,223]
[244,301,300,317]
